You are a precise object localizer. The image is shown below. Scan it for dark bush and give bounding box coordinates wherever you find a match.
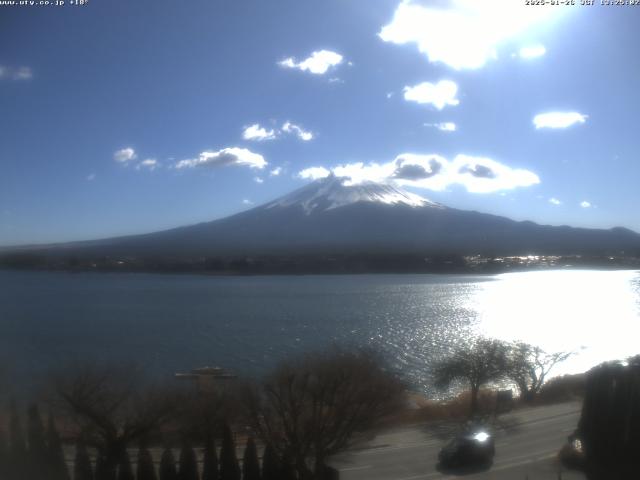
[537,373,585,404]
[219,424,240,480]
[117,451,135,480]
[9,402,27,480]
[137,442,157,480]
[159,448,178,480]
[95,452,114,480]
[27,404,48,479]
[0,430,9,480]
[201,437,218,480]
[74,440,94,480]
[47,413,70,480]
[260,444,279,480]
[179,442,199,480]
[241,437,260,480]
[279,451,296,480]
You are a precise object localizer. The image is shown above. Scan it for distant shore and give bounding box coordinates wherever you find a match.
[2,252,640,276]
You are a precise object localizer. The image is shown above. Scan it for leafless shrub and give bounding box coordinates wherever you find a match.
[243,348,405,479]
[506,343,572,402]
[432,338,510,416]
[52,364,180,478]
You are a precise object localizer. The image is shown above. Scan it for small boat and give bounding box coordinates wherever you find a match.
[175,366,237,380]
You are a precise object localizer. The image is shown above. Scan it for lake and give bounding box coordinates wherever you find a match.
[1,269,639,396]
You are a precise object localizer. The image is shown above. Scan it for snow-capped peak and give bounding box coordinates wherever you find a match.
[264,175,442,215]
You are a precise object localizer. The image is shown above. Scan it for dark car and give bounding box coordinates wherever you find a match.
[438,427,496,469]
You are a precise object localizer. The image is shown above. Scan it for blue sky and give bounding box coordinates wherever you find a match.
[2,0,640,246]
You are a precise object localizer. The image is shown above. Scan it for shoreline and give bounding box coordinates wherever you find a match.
[2,253,640,277]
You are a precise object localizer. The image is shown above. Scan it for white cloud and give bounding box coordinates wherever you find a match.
[520,45,546,59]
[86,173,96,181]
[279,50,344,75]
[533,112,588,129]
[333,161,394,185]
[407,154,540,193]
[14,67,32,80]
[282,122,314,141]
[270,166,283,176]
[137,159,158,171]
[425,122,457,132]
[580,201,592,208]
[241,121,313,142]
[242,123,277,141]
[403,81,460,110]
[242,199,254,205]
[114,147,137,163]
[176,147,267,170]
[298,166,331,180]
[254,176,264,184]
[0,65,33,81]
[549,197,562,205]
[379,0,564,70]
[298,153,539,193]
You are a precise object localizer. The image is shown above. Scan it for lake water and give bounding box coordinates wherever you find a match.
[1,269,639,396]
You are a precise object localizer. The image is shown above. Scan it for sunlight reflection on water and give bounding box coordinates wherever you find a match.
[470,269,640,376]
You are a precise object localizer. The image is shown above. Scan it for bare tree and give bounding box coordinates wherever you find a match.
[244,348,405,479]
[507,342,572,402]
[433,337,510,415]
[54,365,179,480]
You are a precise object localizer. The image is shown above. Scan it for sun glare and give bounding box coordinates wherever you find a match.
[380,0,570,70]
[470,270,640,375]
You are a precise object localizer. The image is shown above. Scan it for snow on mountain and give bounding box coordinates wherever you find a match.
[264,175,443,214]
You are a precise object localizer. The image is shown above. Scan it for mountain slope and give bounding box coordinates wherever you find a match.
[6,176,640,258]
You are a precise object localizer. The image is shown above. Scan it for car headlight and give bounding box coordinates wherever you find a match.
[571,438,583,454]
[473,431,490,443]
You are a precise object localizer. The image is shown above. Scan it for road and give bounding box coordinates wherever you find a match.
[331,401,586,480]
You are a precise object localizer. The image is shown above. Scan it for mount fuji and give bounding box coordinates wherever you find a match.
[4,176,640,263]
